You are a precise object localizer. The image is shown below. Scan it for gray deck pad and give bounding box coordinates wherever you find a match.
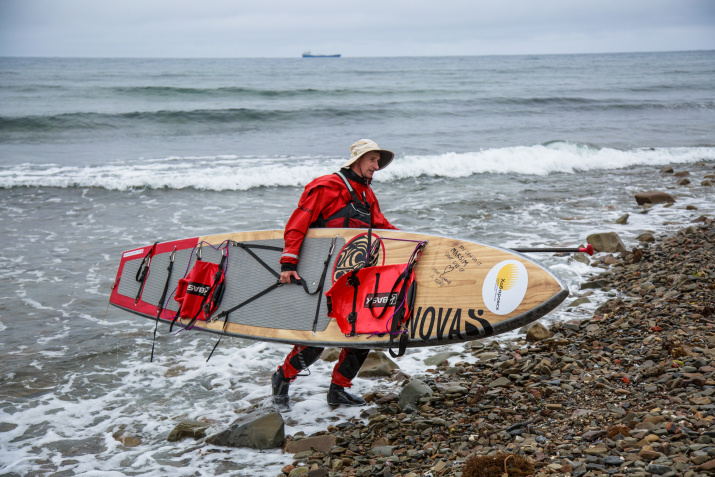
[117,237,343,332]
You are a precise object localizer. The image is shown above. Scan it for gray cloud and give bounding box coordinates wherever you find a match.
[1,0,713,57]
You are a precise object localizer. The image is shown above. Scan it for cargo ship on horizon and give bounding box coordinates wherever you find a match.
[302,51,341,58]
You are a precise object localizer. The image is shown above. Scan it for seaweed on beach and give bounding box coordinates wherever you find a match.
[462,452,534,477]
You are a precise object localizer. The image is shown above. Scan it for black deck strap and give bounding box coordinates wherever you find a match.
[387,241,427,357]
[168,247,200,333]
[311,235,338,334]
[374,269,409,320]
[365,227,372,269]
[178,299,206,332]
[238,243,283,252]
[237,243,281,279]
[388,276,411,358]
[169,312,182,333]
[135,242,158,304]
[346,271,361,337]
[215,280,282,320]
[150,246,176,362]
[204,251,227,316]
[204,280,281,358]
[291,276,319,295]
[206,312,230,362]
[236,240,327,295]
[368,273,381,313]
[389,328,409,358]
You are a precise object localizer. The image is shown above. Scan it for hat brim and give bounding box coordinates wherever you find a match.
[342,149,394,170]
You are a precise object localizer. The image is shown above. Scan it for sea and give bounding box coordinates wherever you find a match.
[1,51,714,476]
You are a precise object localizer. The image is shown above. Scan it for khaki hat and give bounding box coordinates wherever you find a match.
[342,139,394,170]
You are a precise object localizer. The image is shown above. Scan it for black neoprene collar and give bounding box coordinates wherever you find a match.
[340,167,371,186]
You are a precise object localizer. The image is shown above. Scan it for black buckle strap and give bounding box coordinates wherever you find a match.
[311,236,337,334]
[388,277,411,358]
[134,242,158,304]
[150,246,175,362]
[368,273,381,313]
[346,271,361,337]
[206,311,230,362]
[204,251,227,316]
[386,243,426,357]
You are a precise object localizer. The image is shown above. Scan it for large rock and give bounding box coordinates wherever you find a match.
[634,190,675,206]
[637,233,655,242]
[320,348,340,362]
[166,420,209,442]
[205,410,284,449]
[398,379,433,410]
[580,279,609,290]
[284,435,337,454]
[568,297,591,307]
[358,350,399,377]
[488,377,511,388]
[586,232,626,253]
[423,351,460,366]
[113,428,142,447]
[526,322,553,342]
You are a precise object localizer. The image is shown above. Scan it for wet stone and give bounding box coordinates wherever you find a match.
[603,456,625,465]
[166,420,210,443]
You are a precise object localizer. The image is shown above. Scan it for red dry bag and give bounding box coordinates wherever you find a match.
[325,263,417,336]
[173,256,226,324]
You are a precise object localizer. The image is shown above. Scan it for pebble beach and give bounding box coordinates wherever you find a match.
[269,172,715,476]
[2,53,714,476]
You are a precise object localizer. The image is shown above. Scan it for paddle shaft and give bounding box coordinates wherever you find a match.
[512,244,594,256]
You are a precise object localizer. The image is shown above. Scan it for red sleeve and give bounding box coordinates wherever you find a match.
[281,185,343,266]
[281,179,397,268]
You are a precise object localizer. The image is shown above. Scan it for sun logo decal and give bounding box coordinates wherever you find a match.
[482,260,528,315]
[496,264,519,291]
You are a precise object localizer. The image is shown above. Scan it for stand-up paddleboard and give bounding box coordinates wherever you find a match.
[109,229,568,350]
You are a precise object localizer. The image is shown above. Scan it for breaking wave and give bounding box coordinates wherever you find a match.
[1,142,714,191]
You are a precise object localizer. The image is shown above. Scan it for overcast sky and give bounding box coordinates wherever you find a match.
[1,0,713,58]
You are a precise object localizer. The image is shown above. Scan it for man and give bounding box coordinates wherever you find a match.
[273,139,398,407]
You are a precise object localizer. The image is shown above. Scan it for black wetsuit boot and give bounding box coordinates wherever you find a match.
[327,383,366,407]
[272,367,291,408]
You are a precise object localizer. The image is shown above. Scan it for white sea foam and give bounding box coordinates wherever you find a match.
[384,143,715,180]
[1,144,713,191]
[20,298,54,310]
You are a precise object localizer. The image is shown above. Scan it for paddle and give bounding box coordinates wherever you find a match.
[512,244,595,256]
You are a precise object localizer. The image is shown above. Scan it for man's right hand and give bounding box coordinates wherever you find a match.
[280,270,301,284]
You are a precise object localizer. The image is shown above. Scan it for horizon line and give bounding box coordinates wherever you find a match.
[0,48,712,60]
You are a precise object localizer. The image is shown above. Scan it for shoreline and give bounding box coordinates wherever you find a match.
[277,215,714,476]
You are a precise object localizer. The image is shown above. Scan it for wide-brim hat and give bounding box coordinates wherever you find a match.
[342,139,394,170]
